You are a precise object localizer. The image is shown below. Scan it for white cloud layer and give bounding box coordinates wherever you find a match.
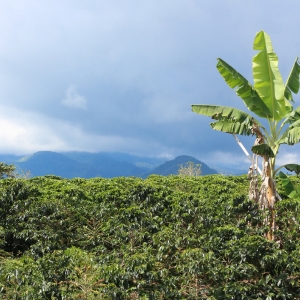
[275,150,300,167]
[0,105,178,157]
[61,84,87,109]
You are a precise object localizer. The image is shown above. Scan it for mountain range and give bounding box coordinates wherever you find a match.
[0,151,219,178]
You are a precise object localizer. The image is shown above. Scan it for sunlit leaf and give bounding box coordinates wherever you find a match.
[253,31,292,120]
[216,58,271,118]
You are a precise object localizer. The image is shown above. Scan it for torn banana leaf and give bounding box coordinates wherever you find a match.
[251,144,275,158]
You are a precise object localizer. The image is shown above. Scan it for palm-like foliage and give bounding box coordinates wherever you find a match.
[192,31,300,240]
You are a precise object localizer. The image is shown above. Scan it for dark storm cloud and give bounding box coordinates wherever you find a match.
[0,0,300,167]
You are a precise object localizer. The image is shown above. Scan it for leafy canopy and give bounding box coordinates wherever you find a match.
[192,30,300,176]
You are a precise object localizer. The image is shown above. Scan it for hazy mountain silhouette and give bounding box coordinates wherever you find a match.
[0,151,220,178]
[16,151,99,178]
[62,152,149,177]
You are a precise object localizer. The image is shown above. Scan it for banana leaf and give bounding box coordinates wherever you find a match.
[191,105,262,136]
[216,58,271,118]
[251,144,275,158]
[278,171,298,198]
[278,125,300,145]
[283,164,300,175]
[191,104,261,123]
[285,57,300,102]
[210,120,252,135]
[282,105,300,125]
[253,31,292,120]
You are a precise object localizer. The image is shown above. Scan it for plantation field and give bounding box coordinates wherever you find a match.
[0,175,300,299]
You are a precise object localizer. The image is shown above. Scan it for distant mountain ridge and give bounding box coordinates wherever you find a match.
[62,152,149,177]
[15,151,100,178]
[0,151,218,178]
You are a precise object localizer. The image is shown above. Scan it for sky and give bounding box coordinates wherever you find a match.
[1,0,300,169]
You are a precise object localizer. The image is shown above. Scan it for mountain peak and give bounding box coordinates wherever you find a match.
[148,155,218,176]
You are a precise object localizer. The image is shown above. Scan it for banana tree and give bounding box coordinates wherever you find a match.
[192,31,300,240]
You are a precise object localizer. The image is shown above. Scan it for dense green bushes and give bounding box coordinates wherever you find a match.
[0,175,299,299]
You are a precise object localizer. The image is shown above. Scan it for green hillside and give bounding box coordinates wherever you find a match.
[0,175,299,298]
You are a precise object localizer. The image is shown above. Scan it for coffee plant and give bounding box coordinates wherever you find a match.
[0,174,299,298]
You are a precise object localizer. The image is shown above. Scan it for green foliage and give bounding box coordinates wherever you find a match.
[0,162,16,179]
[0,175,299,298]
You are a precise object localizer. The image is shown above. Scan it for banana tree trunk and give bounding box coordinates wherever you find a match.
[250,125,277,240]
[262,157,276,241]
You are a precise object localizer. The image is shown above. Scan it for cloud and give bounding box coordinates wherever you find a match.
[0,104,180,157]
[0,106,66,154]
[200,150,250,169]
[0,0,300,164]
[275,150,300,167]
[61,84,87,109]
